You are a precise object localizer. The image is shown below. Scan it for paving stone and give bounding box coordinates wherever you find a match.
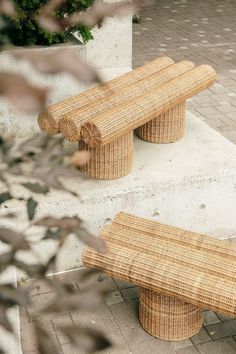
[52,313,74,345]
[113,278,135,290]
[61,343,85,354]
[76,269,117,292]
[191,327,211,345]
[21,279,54,297]
[133,0,236,147]
[205,319,236,339]
[176,346,198,354]
[120,287,140,300]
[25,291,57,320]
[217,313,234,322]
[109,299,155,345]
[72,302,126,347]
[203,311,221,326]
[172,339,192,350]
[196,337,236,354]
[104,290,125,305]
[20,317,58,353]
[130,339,175,354]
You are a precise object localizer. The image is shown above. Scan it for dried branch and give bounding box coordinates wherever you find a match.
[0,73,48,113]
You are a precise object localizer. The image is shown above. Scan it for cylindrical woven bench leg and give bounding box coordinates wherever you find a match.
[139,288,203,341]
[78,132,133,180]
[136,103,186,143]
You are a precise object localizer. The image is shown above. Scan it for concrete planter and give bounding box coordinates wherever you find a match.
[0,14,132,139]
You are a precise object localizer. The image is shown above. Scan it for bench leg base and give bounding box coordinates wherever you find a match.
[78,132,133,180]
[139,288,203,341]
[136,103,186,144]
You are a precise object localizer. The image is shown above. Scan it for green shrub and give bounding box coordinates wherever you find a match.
[0,0,94,48]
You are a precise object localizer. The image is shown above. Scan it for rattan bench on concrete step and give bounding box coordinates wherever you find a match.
[38,57,216,180]
[83,212,236,341]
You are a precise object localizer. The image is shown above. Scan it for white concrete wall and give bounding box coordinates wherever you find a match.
[0,14,132,139]
[1,113,236,274]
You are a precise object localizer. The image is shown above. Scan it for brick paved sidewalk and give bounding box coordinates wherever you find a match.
[133,0,236,144]
[20,270,236,354]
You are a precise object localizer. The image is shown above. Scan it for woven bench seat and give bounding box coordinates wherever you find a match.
[38,57,216,180]
[83,212,236,341]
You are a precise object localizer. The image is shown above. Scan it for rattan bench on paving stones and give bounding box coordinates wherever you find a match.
[83,212,236,341]
[38,57,216,180]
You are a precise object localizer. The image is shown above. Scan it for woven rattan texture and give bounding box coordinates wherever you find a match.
[38,56,174,135]
[78,132,133,179]
[81,65,216,147]
[83,212,236,317]
[139,289,203,340]
[61,60,194,142]
[136,103,186,143]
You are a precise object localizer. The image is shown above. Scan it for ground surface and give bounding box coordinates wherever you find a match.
[20,0,236,353]
[133,0,236,144]
[20,270,236,354]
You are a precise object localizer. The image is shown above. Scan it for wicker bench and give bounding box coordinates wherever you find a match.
[38,57,216,180]
[83,212,236,341]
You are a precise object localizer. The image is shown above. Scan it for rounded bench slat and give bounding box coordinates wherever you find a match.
[83,241,236,317]
[38,56,174,135]
[112,212,236,261]
[60,61,194,142]
[81,65,216,147]
[101,223,236,282]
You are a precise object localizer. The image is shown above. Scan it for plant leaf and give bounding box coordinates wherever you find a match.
[0,284,28,307]
[0,252,14,273]
[69,0,137,27]
[0,73,48,113]
[59,326,111,353]
[0,228,30,250]
[22,183,49,195]
[42,229,61,240]
[68,150,91,167]
[0,192,12,205]
[0,306,13,332]
[13,260,47,278]
[77,228,107,254]
[0,0,15,16]
[35,216,81,230]
[35,323,61,354]
[12,48,101,83]
[27,197,38,221]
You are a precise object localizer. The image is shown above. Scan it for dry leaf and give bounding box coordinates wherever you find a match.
[11,48,101,83]
[43,288,105,313]
[37,14,62,32]
[68,150,91,166]
[0,252,13,273]
[60,326,111,353]
[0,227,30,251]
[0,0,15,16]
[35,323,61,354]
[0,284,29,307]
[69,0,137,27]
[0,306,12,332]
[37,0,66,32]
[34,216,81,230]
[0,73,48,113]
[77,228,107,254]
